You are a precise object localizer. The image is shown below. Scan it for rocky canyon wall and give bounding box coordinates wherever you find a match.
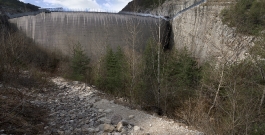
[171,1,255,62]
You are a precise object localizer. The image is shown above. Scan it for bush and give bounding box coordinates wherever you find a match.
[181,58,265,134]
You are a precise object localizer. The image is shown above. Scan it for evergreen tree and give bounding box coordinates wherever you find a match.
[70,42,90,81]
[98,46,129,96]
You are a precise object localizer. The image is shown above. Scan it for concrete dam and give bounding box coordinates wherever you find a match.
[9,12,170,59]
[8,0,211,61]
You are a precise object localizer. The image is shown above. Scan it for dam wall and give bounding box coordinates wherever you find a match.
[9,12,169,60]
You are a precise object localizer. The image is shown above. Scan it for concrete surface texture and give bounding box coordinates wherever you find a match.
[9,12,169,59]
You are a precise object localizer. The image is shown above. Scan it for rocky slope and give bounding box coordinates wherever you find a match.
[27,77,204,135]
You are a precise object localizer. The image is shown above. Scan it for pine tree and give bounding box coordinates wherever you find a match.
[99,46,129,96]
[70,42,90,81]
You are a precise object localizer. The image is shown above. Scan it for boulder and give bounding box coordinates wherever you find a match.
[99,117,111,124]
[111,114,123,125]
[128,115,135,119]
[103,124,115,132]
[117,120,130,132]
[104,109,113,113]
[134,126,141,131]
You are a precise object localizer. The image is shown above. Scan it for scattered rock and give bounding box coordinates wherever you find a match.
[28,77,204,135]
[121,128,128,134]
[72,81,79,85]
[103,124,115,132]
[116,120,129,132]
[98,124,105,131]
[128,124,132,129]
[57,130,64,135]
[99,117,111,124]
[85,128,95,133]
[111,114,123,125]
[134,126,141,131]
[117,123,124,132]
[59,85,66,90]
[128,115,135,119]
[113,132,122,135]
[98,109,104,112]
[104,109,113,113]
[74,128,81,133]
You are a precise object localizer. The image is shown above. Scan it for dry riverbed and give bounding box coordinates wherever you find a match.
[1,77,204,135]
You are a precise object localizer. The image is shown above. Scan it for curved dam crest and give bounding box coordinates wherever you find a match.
[9,12,169,60]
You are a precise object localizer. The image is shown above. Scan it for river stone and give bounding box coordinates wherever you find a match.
[104,109,113,113]
[111,114,123,125]
[134,126,140,131]
[117,120,130,132]
[104,124,115,132]
[128,115,135,119]
[99,117,111,124]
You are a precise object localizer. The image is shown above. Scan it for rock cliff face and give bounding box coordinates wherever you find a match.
[154,0,254,62]
[171,2,255,62]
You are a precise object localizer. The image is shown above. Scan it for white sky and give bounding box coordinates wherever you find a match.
[20,0,132,12]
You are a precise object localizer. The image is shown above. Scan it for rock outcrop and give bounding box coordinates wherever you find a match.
[171,1,254,62]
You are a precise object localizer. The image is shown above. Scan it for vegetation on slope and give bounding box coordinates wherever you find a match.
[212,0,265,134]
[136,0,167,8]
[121,0,166,12]
[0,0,39,13]
[0,15,60,134]
[221,0,265,35]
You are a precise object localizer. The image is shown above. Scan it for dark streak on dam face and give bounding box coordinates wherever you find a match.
[9,12,170,60]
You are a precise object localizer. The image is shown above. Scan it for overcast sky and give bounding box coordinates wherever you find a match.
[20,0,132,12]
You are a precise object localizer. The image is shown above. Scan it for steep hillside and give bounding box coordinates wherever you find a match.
[0,0,39,14]
[121,0,202,17]
[121,0,166,12]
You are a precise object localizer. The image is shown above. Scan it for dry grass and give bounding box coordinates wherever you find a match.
[0,86,48,135]
[0,15,58,135]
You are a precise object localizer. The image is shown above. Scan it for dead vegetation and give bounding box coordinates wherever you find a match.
[0,86,48,135]
[0,15,59,135]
